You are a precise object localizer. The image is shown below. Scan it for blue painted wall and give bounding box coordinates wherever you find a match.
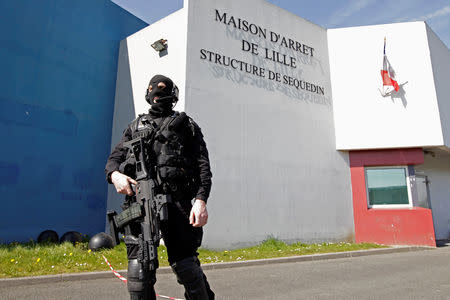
[0,0,147,242]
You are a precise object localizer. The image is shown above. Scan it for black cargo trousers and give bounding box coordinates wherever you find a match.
[125,197,215,300]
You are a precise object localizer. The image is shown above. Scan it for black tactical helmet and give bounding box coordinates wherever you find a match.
[88,232,115,251]
[37,230,59,243]
[60,231,83,244]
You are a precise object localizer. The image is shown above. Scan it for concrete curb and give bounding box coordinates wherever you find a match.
[0,246,431,287]
[200,246,431,270]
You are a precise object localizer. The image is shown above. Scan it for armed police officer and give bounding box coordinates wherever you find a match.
[105,75,214,300]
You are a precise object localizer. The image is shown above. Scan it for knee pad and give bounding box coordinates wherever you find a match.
[126,235,157,299]
[127,259,156,291]
[171,256,202,284]
[171,256,209,300]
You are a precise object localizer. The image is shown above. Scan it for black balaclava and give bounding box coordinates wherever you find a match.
[145,74,174,116]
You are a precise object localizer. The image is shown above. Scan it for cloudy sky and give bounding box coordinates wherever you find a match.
[112,0,450,48]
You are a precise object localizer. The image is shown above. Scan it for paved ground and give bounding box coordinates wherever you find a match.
[1,245,450,299]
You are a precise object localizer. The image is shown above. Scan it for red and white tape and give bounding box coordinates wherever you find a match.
[102,255,128,283]
[102,255,183,300]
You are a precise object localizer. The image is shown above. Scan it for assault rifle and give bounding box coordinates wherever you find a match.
[107,126,171,271]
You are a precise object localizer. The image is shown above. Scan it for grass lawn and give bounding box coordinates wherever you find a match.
[0,239,386,278]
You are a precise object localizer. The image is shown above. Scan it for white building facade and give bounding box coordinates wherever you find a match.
[109,0,450,249]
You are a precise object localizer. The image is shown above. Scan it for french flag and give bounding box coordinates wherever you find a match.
[380,38,399,92]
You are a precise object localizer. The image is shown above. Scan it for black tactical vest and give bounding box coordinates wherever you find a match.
[130,111,196,196]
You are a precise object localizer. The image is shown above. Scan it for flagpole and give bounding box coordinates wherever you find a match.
[382,37,387,95]
[380,36,400,94]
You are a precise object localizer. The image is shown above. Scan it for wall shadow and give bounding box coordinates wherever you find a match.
[380,82,408,108]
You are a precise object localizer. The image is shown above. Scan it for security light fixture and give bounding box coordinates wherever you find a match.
[151,39,168,52]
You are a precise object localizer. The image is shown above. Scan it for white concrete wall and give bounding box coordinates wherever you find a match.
[185,0,354,249]
[415,152,450,240]
[329,22,444,150]
[124,8,188,115]
[427,25,450,148]
[108,8,188,215]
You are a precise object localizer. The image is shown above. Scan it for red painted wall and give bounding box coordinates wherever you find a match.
[350,148,436,247]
